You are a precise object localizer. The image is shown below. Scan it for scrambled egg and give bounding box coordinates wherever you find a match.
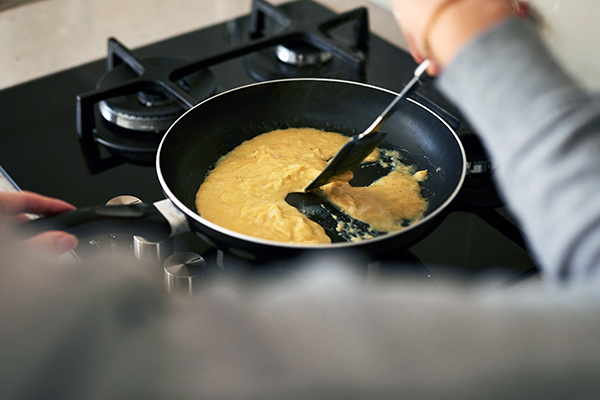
[196,128,427,244]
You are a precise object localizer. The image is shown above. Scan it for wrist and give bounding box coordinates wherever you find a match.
[425,0,517,67]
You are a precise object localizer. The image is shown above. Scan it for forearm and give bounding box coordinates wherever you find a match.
[438,18,600,286]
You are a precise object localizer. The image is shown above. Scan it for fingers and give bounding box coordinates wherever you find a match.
[391,0,445,72]
[0,191,76,217]
[23,230,79,255]
[0,191,78,255]
[404,34,441,76]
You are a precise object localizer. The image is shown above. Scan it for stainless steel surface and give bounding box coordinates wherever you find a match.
[105,195,143,207]
[134,236,174,265]
[152,199,190,238]
[275,43,333,66]
[98,101,178,132]
[163,252,206,295]
[357,59,429,140]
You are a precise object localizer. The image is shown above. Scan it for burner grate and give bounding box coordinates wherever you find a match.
[77,0,374,174]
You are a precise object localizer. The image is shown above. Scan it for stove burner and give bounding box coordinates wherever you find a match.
[244,47,354,81]
[77,38,221,173]
[243,0,369,82]
[275,43,333,66]
[96,56,216,132]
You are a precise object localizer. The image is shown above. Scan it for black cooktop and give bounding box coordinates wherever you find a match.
[0,0,537,279]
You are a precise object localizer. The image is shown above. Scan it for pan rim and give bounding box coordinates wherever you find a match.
[156,77,467,250]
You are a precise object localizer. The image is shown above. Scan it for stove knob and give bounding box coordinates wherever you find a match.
[106,195,143,207]
[134,235,174,265]
[163,252,206,295]
[106,195,174,264]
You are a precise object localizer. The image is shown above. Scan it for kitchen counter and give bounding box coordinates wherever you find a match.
[0,0,405,90]
[3,0,600,91]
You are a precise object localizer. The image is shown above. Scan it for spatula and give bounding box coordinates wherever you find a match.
[303,59,430,192]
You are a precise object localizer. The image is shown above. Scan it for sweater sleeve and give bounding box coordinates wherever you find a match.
[437,17,600,288]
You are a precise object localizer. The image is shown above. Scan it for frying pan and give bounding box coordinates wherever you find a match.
[23,79,466,260]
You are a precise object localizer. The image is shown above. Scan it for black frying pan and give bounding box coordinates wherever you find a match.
[158,78,466,258]
[23,79,466,260]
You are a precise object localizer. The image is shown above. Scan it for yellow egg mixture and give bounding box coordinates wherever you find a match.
[195,128,427,244]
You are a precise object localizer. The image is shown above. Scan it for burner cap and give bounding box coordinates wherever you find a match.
[245,47,354,82]
[96,57,216,132]
[275,43,333,66]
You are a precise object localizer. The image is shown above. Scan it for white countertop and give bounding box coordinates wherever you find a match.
[0,0,405,91]
[3,0,600,91]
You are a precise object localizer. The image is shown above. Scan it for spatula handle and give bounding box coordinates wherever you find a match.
[358,59,430,140]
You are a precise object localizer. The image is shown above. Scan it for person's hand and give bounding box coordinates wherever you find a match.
[0,191,78,255]
[391,0,517,75]
[391,0,446,75]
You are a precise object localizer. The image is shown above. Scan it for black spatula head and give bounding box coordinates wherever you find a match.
[304,131,387,192]
[284,190,386,242]
[303,60,430,192]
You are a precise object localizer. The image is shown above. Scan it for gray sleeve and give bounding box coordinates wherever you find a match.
[437,18,600,288]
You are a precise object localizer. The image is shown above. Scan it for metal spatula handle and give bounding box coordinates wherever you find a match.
[358,59,430,140]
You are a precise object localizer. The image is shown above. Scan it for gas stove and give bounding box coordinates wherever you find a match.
[0,0,537,290]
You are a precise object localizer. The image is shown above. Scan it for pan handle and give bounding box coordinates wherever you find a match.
[19,201,175,243]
